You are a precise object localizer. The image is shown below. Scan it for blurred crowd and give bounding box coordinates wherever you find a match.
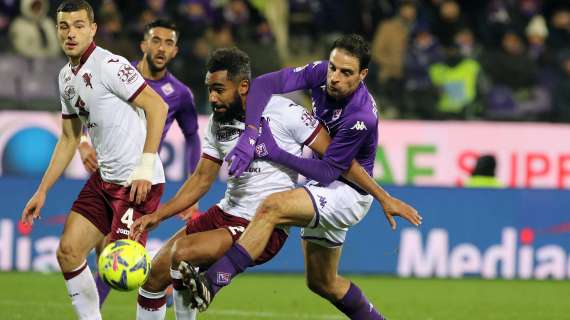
[1,0,570,122]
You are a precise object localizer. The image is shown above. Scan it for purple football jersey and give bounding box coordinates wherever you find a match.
[133,61,200,173]
[246,60,379,176]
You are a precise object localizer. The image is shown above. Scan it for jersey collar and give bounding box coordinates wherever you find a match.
[71,42,96,75]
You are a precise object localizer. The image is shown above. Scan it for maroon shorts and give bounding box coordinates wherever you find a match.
[186,205,288,265]
[71,171,164,245]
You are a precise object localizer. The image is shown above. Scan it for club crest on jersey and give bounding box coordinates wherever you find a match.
[255,143,268,157]
[332,109,342,121]
[216,272,231,284]
[117,64,138,84]
[82,73,93,89]
[63,85,76,101]
[160,83,174,96]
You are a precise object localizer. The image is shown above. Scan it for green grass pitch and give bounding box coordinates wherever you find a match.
[0,272,567,319]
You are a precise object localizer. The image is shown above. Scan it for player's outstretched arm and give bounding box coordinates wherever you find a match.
[129,156,220,241]
[226,62,328,177]
[21,117,82,225]
[128,86,168,204]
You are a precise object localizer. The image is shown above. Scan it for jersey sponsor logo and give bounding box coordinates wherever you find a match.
[107,58,119,63]
[82,72,93,89]
[117,64,138,84]
[245,166,261,173]
[351,121,367,131]
[216,127,242,142]
[160,83,174,96]
[63,85,76,101]
[332,109,342,121]
[116,228,129,236]
[301,110,318,128]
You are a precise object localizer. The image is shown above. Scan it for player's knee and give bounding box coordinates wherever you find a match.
[256,194,287,224]
[170,238,205,267]
[56,241,79,267]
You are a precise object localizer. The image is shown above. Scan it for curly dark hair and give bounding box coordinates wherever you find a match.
[206,47,251,82]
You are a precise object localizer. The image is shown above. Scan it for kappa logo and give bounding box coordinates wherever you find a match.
[351,121,367,131]
[318,195,327,208]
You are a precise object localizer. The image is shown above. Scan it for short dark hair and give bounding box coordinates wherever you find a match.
[144,19,179,41]
[206,47,251,82]
[56,0,94,23]
[330,34,371,71]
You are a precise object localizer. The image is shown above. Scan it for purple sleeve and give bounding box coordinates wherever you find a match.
[274,152,342,185]
[245,61,328,127]
[185,134,201,174]
[176,88,200,174]
[321,114,376,172]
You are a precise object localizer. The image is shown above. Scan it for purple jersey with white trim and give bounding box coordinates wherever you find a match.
[251,60,378,176]
[133,61,200,173]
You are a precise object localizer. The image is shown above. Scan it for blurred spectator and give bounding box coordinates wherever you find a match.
[428,44,481,119]
[9,0,59,58]
[94,0,137,61]
[547,6,570,51]
[176,0,216,41]
[526,15,550,65]
[454,27,482,60]
[465,154,503,188]
[431,0,468,46]
[551,50,570,122]
[402,25,442,118]
[0,0,17,52]
[371,0,417,112]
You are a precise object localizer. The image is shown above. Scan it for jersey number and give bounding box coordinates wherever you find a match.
[121,208,135,229]
[228,226,245,235]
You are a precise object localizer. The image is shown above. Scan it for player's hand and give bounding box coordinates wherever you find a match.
[381,196,422,230]
[78,141,98,173]
[21,191,46,226]
[127,153,155,205]
[130,213,160,242]
[254,118,283,161]
[225,126,258,177]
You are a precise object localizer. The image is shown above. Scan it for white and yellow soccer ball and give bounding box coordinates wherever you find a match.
[98,239,151,291]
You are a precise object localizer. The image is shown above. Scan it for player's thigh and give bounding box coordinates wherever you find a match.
[302,239,342,286]
[58,211,105,264]
[144,227,187,291]
[171,228,234,268]
[259,188,316,227]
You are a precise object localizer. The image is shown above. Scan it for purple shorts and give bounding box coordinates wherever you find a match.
[71,171,164,245]
[186,205,288,265]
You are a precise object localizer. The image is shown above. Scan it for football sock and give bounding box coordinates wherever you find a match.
[136,288,166,320]
[171,268,197,320]
[93,272,111,307]
[204,243,253,296]
[332,282,385,320]
[63,260,102,320]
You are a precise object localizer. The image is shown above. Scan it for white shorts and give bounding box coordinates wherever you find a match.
[301,180,373,247]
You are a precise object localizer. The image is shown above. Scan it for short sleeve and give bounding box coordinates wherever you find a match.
[59,70,77,118]
[100,55,147,102]
[284,103,322,145]
[201,116,223,164]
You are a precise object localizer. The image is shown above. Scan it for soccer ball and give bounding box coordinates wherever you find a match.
[98,239,151,291]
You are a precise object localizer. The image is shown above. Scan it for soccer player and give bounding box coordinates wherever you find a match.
[78,19,200,177]
[184,34,421,319]
[76,19,201,307]
[128,47,401,320]
[20,1,168,319]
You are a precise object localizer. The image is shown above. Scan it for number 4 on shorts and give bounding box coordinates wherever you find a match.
[121,208,135,229]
